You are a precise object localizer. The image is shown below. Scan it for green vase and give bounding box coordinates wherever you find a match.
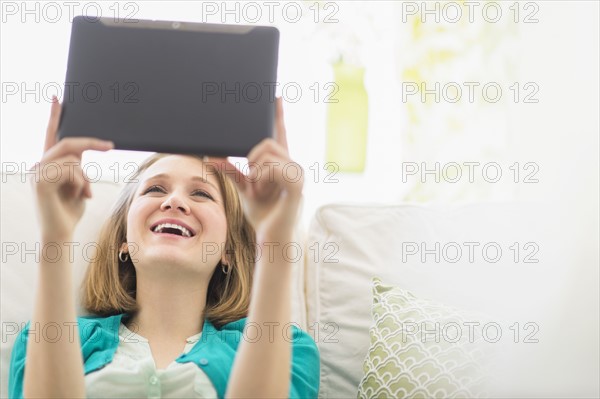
[326,62,369,173]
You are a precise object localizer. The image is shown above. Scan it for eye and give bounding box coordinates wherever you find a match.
[192,190,214,200]
[143,185,165,194]
[142,185,214,200]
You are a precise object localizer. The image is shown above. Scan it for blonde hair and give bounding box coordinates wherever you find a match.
[80,154,256,329]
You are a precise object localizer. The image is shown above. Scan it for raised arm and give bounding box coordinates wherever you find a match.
[18,97,113,398]
[211,98,313,398]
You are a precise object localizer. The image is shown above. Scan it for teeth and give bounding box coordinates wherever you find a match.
[153,223,192,237]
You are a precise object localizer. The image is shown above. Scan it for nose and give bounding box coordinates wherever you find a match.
[160,192,190,214]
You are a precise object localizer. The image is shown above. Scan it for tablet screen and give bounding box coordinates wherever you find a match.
[59,16,279,157]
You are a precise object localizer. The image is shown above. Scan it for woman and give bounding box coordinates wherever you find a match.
[8,96,320,398]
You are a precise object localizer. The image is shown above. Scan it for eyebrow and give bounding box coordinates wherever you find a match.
[144,173,219,192]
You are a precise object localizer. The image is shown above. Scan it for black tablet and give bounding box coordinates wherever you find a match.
[58,16,279,157]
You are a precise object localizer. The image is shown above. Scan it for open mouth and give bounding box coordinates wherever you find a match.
[150,222,195,238]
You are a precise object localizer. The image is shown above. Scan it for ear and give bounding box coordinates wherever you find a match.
[120,242,129,253]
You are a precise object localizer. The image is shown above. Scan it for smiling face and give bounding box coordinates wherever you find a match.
[125,155,228,276]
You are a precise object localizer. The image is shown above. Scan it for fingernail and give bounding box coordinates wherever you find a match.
[102,140,114,148]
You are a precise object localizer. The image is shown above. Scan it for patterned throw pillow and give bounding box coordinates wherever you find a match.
[357,277,494,398]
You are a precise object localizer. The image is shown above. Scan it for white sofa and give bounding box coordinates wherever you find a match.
[0,171,562,398]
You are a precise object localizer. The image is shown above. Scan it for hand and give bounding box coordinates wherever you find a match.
[209,97,303,239]
[32,96,114,240]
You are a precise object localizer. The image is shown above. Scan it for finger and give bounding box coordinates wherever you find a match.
[36,154,85,197]
[247,138,289,166]
[249,153,285,201]
[44,96,62,153]
[43,137,114,163]
[245,141,290,191]
[254,151,304,197]
[69,165,86,200]
[83,173,92,198]
[65,160,88,200]
[274,97,289,152]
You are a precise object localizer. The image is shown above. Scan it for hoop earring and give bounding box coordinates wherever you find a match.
[221,262,230,275]
[119,250,129,263]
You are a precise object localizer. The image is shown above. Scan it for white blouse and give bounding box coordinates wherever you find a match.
[85,322,218,398]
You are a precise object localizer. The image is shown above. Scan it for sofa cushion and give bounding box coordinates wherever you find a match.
[305,202,547,398]
[357,277,493,398]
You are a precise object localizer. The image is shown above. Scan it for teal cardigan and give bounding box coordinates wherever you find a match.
[8,314,320,398]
